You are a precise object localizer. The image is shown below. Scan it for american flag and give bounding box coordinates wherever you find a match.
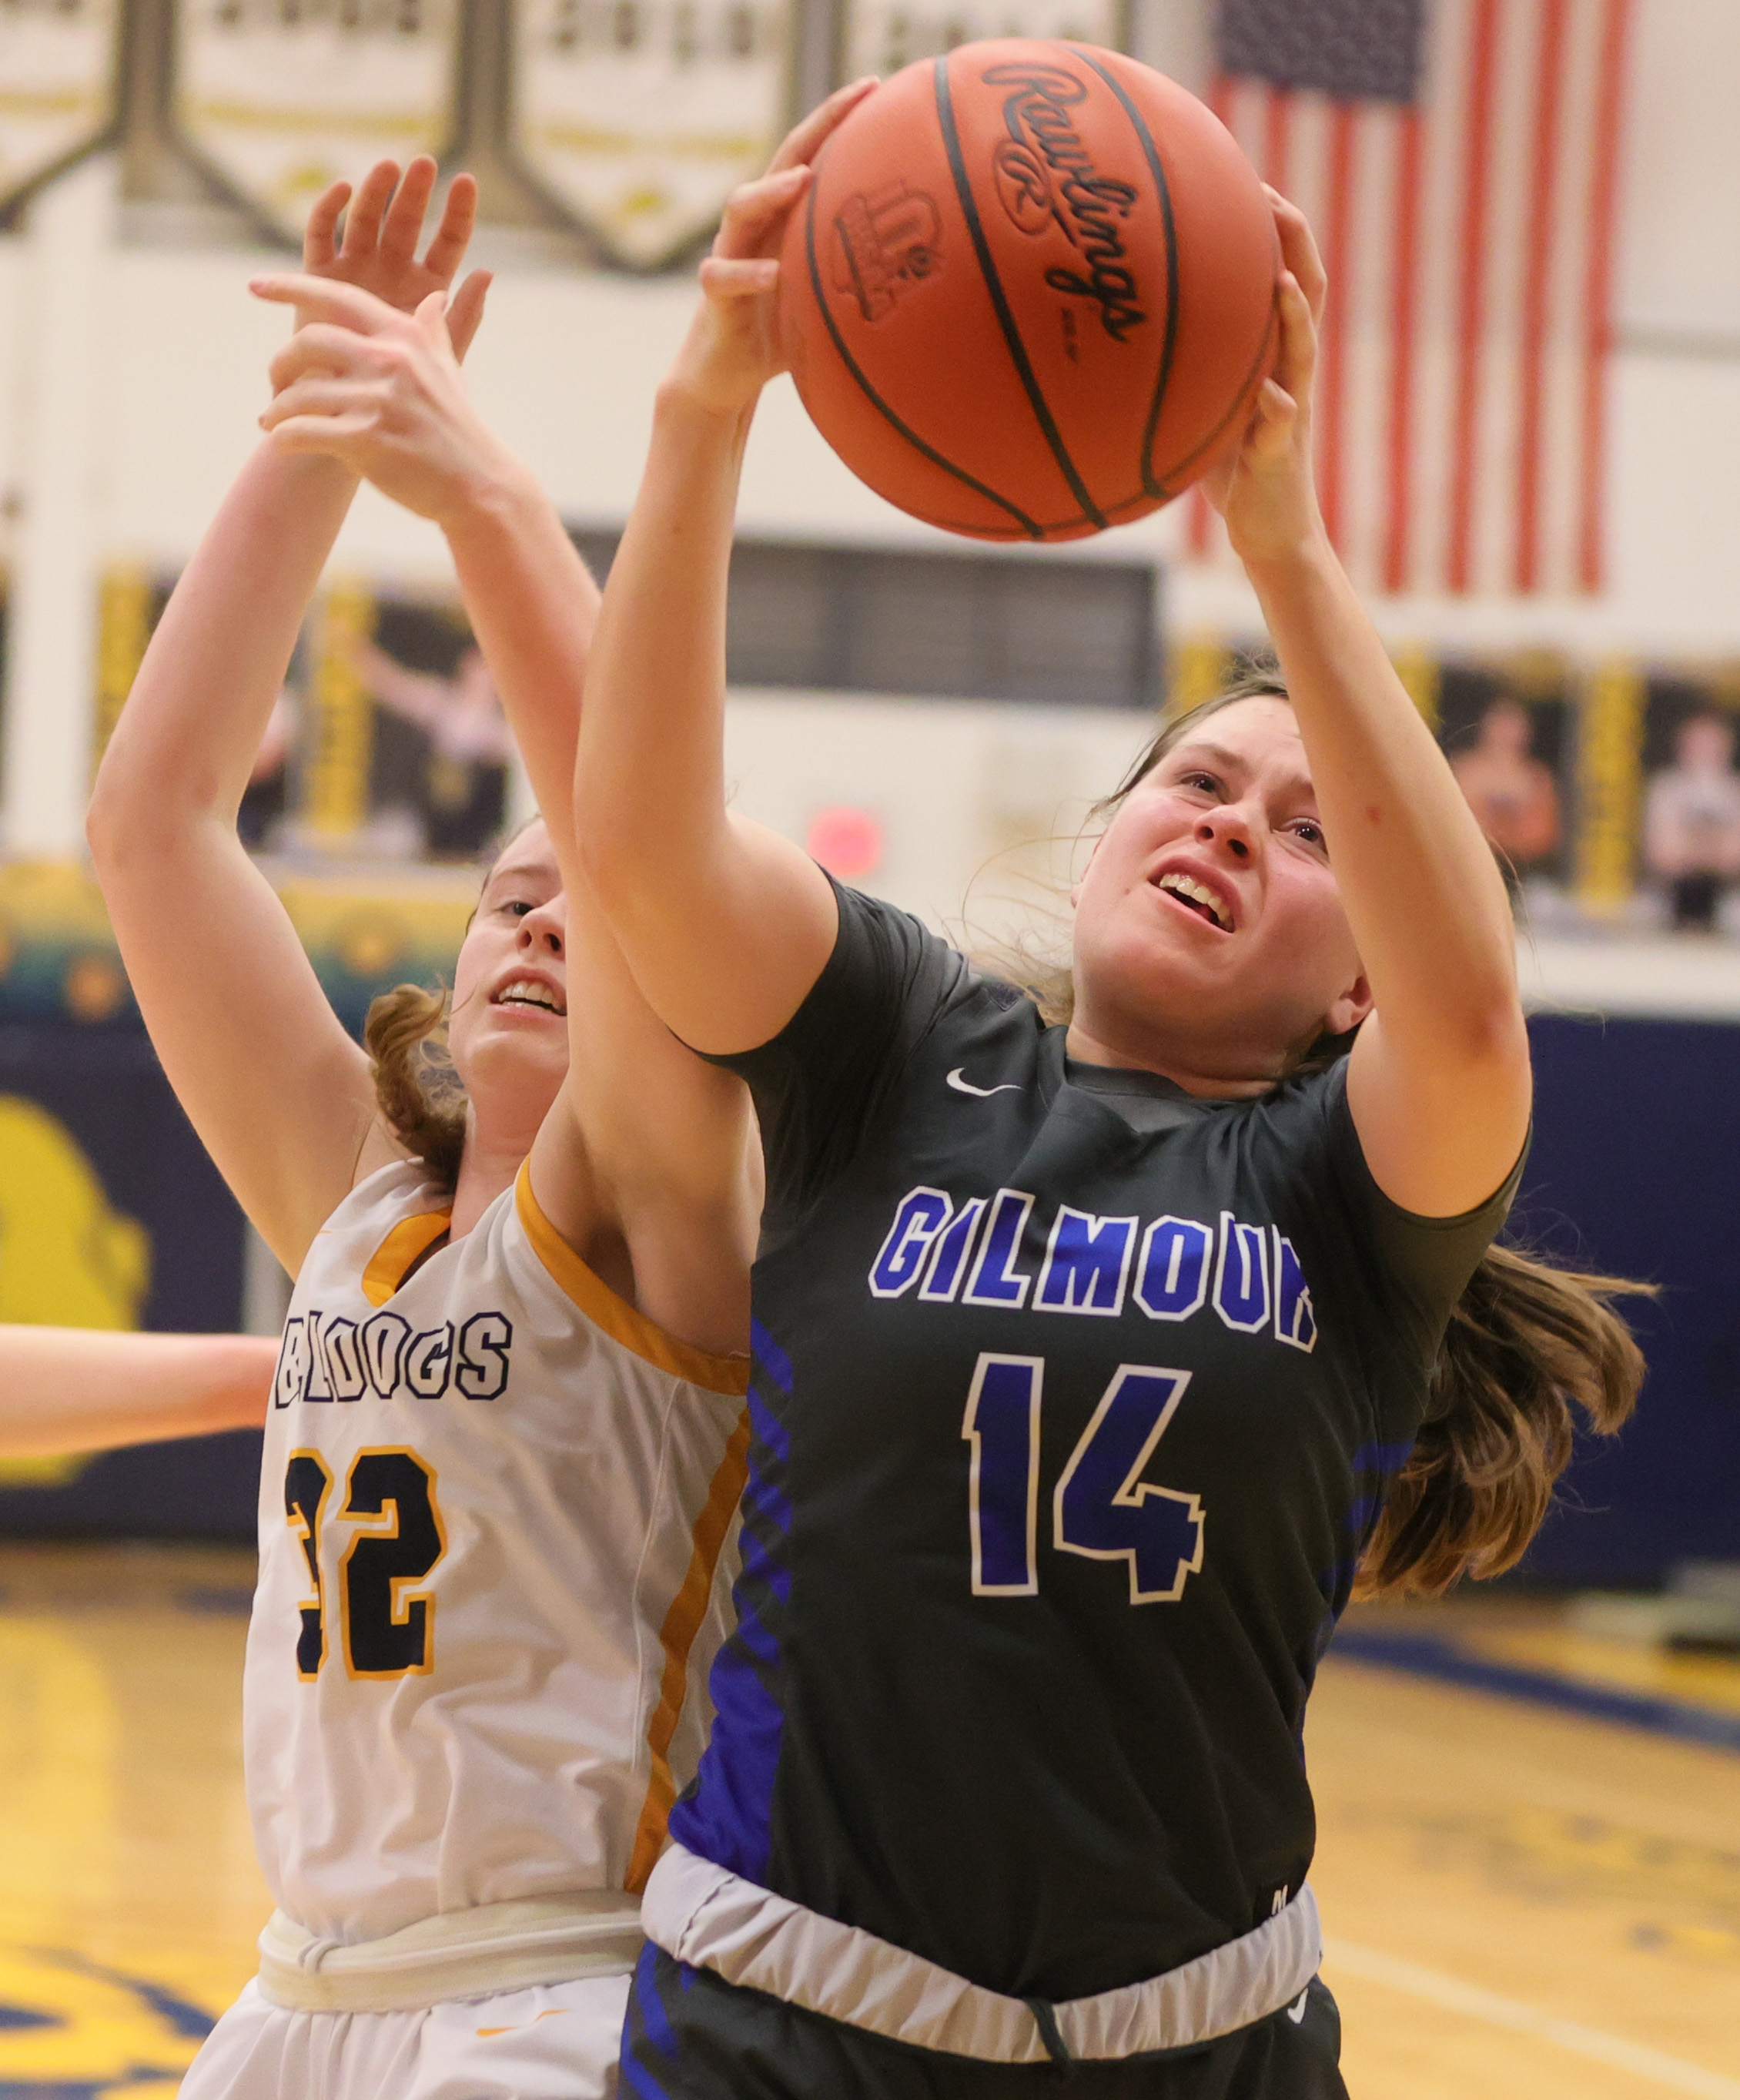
[1186,0,1634,598]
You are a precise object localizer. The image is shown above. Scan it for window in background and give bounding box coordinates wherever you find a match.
[571,531,1162,708]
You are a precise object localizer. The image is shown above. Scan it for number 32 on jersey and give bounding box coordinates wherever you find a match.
[283,1447,447,1680]
[963,1355,1204,1603]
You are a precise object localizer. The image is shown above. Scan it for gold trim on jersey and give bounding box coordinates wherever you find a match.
[514,1163,751,1397]
[626,1408,752,1894]
[362,1207,455,1306]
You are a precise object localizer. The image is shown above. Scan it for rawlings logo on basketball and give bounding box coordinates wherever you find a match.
[833,182,942,323]
[992,141,1052,235]
[982,60,1146,343]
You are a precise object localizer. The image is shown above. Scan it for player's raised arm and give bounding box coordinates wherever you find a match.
[87,160,490,1277]
[571,85,876,1058]
[252,270,758,1356]
[1210,193,1530,1219]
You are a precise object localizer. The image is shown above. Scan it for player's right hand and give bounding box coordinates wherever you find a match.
[295,156,492,362]
[664,79,878,420]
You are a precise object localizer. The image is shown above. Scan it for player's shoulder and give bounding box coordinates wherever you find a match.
[316,1158,451,1261]
[500,1165,750,1399]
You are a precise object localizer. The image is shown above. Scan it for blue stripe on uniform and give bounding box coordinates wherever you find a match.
[669,1318,796,1884]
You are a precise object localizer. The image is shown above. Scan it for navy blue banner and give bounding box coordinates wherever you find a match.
[1517,1014,1740,1584]
[0,1024,260,1539]
[0,1014,1733,1577]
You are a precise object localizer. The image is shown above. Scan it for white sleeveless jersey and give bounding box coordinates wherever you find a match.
[246,1159,749,1944]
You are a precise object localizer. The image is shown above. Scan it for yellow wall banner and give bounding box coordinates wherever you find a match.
[0,0,120,212]
[510,0,797,269]
[172,0,460,244]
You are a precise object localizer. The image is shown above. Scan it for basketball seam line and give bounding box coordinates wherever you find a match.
[1075,48,1180,497]
[932,53,1107,534]
[801,153,1047,541]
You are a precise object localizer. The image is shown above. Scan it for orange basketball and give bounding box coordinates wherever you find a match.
[779,42,1279,542]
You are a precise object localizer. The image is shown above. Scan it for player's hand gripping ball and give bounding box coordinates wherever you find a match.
[778,41,1278,542]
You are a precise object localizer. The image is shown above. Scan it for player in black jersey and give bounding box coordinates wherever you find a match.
[576,90,1645,2099]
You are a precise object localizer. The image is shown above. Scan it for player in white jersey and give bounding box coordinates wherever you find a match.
[87,158,758,2098]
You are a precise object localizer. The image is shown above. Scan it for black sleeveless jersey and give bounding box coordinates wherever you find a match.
[670,882,1516,2004]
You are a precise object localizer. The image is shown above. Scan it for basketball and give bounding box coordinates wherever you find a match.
[778,41,1280,542]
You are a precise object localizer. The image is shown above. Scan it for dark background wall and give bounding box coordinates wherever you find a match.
[0,1025,261,1539]
[0,1013,1732,1579]
[1514,1013,1740,1584]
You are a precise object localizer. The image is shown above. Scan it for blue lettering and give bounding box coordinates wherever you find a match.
[1273,1231,1317,1351]
[920,1197,987,1302]
[962,1190,1037,1308]
[1133,1216,1213,1322]
[1213,1212,1270,1332]
[1035,1207,1136,1315]
[869,1187,952,1298]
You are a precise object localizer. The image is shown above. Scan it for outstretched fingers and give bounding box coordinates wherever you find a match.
[340,159,402,261]
[714,163,809,260]
[699,256,779,299]
[303,178,352,270]
[259,374,380,433]
[266,408,380,455]
[421,172,480,286]
[1273,268,1317,410]
[1265,186,1327,324]
[765,75,879,176]
[266,321,391,394]
[380,156,440,267]
[253,271,404,334]
[444,266,492,361]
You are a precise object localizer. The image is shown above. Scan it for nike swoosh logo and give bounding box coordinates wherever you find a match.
[1286,1990,1310,2025]
[946,1068,1021,1097]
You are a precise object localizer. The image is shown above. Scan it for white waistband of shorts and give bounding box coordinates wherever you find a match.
[257,1893,644,2015]
[642,1843,1321,2065]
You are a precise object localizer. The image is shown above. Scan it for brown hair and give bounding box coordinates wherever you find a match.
[1027,668,1651,1597]
[363,982,468,1195]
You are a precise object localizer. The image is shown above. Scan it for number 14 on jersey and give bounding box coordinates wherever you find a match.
[963,1355,1204,1603]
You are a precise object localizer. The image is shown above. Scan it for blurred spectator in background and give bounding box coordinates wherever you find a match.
[1450,697,1561,879]
[1645,710,1740,931]
[352,638,512,859]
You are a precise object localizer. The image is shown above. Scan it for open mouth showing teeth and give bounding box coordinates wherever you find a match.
[1154,872,1232,930]
[494,982,566,1016]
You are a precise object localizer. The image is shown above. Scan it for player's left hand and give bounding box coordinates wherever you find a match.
[293,156,492,362]
[1202,188,1329,569]
[250,276,525,527]
[665,78,878,420]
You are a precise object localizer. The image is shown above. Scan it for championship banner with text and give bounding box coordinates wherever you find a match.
[173,0,461,245]
[841,0,1124,87]
[510,0,798,269]
[0,0,119,213]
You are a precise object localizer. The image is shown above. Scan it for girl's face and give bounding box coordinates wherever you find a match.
[1071,698,1370,1087]
[447,821,570,1125]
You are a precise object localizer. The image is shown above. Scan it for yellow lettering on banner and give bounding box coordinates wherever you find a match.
[305,581,376,846]
[90,566,155,778]
[1574,658,1647,916]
